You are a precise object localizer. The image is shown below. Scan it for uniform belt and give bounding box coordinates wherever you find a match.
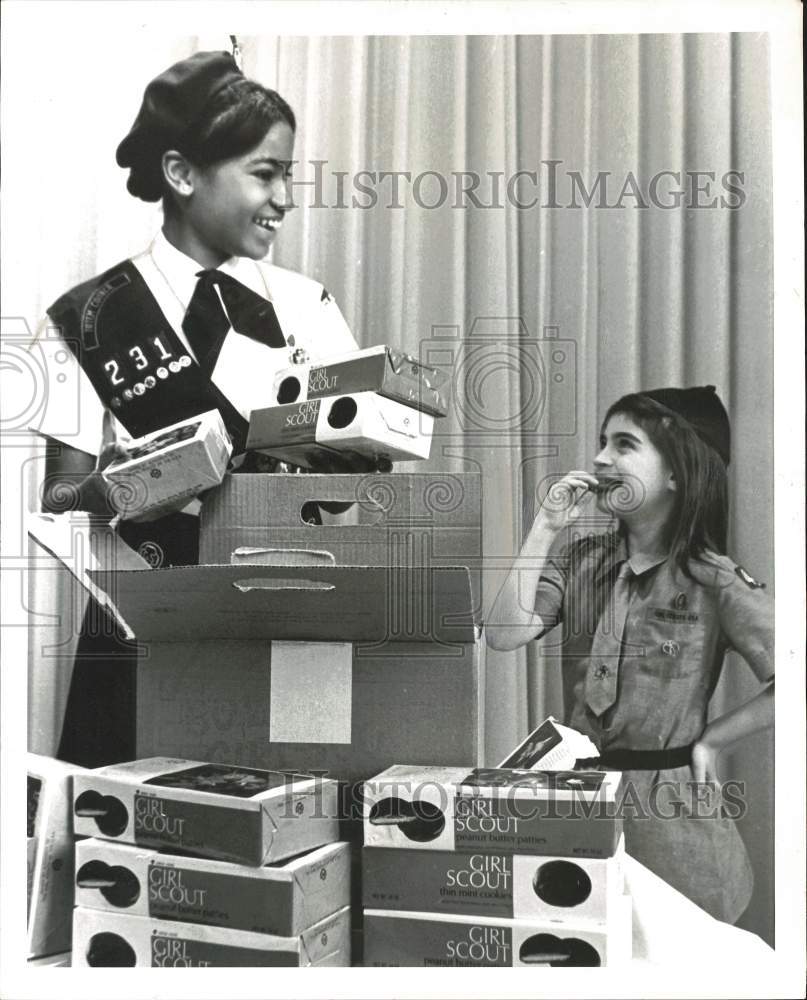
[575,743,693,771]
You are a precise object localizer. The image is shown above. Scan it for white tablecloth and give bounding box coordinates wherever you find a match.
[624,854,775,967]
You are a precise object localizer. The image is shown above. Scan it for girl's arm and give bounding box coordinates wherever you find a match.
[486,521,561,651]
[692,557,775,783]
[692,681,774,784]
[486,471,598,651]
[41,411,128,518]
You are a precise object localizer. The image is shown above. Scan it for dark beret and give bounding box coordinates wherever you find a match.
[116,51,244,168]
[640,384,731,465]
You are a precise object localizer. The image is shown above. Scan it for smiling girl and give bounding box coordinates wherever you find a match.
[36,51,360,765]
[40,50,358,497]
[487,386,774,923]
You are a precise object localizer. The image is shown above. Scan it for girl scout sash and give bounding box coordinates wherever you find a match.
[46,260,283,454]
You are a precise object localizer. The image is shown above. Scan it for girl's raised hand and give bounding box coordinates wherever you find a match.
[533,470,599,534]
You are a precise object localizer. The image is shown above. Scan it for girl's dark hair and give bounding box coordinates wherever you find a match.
[127,78,296,203]
[602,393,729,578]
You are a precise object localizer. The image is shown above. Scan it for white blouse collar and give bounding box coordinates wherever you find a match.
[149,230,270,309]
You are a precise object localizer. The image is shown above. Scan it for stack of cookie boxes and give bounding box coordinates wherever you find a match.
[245,344,449,466]
[360,765,632,968]
[69,756,352,967]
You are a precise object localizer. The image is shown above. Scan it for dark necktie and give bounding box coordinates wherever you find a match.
[182,269,286,376]
[585,561,634,717]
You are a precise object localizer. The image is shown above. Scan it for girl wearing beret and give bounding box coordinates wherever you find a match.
[487,386,774,923]
[36,52,362,765]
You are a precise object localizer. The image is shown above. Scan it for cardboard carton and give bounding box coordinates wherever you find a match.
[75,838,350,936]
[73,757,339,866]
[102,410,232,518]
[246,392,433,467]
[271,345,450,416]
[79,564,481,782]
[362,765,623,859]
[27,754,84,959]
[198,473,482,609]
[362,896,632,967]
[71,904,351,967]
[362,837,625,923]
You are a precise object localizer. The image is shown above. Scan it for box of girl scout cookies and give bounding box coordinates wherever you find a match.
[75,838,350,937]
[271,344,450,417]
[102,409,232,518]
[246,391,434,467]
[362,837,626,923]
[362,896,633,968]
[71,904,351,967]
[72,757,339,866]
[362,765,623,859]
[27,754,85,959]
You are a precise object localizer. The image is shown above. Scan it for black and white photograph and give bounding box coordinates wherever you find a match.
[1,1,803,997]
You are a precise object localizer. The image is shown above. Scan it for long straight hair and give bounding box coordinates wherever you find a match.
[602,393,730,578]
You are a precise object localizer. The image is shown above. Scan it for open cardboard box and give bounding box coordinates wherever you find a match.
[28,508,482,778]
[199,472,482,610]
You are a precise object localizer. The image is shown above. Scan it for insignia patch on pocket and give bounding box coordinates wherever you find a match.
[735,565,766,589]
[672,591,688,611]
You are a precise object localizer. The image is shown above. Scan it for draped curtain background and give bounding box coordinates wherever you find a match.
[6,32,772,943]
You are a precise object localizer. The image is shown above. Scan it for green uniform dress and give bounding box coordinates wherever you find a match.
[533,530,773,923]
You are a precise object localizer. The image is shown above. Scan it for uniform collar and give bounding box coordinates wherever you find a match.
[613,533,669,577]
[150,230,269,310]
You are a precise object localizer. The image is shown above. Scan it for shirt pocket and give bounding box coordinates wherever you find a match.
[624,608,715,681]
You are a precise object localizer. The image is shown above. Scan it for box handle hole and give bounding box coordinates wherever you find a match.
[86,931,137,967]
[74,790,128,837]
[77,859,141,908]
[368,797,445,842]
[518,933,600,967]
[327,396,358,429]
[532,860,592,907]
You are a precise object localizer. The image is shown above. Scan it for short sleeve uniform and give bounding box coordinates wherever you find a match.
[533,530,773,923]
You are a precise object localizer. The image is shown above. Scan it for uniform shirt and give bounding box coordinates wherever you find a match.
[533,529,774,752]
[34,230,358,456]
[531,528,773,923]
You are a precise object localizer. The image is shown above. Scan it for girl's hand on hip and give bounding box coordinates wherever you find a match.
[533,470,599,534]
[691,739,722,790]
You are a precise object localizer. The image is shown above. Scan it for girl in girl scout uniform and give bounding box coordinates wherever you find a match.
[36,51,363,765]
[487,385,773,923]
